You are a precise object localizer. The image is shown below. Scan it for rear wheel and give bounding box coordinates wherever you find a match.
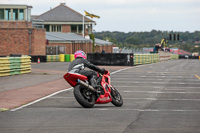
[110,86,123,107]
[74,85,95,108]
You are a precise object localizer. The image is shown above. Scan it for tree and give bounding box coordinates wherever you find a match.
[125,36,140,45]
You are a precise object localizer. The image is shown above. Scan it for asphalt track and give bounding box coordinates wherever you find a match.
[1,60,200,133]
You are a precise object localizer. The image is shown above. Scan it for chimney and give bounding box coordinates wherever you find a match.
[60,0,66,5]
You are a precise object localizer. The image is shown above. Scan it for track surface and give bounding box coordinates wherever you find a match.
[1,60,200,133]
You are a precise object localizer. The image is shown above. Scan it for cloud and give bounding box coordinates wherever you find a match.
[1,0,199,32]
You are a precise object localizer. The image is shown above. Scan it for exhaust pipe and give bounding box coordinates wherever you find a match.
[77,79,96,92]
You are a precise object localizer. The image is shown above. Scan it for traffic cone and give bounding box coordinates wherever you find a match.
[38,57,40,63]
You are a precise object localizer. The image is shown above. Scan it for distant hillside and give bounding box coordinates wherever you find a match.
[94,30,200,52]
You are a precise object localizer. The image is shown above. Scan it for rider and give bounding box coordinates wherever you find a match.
[68,50,105,89]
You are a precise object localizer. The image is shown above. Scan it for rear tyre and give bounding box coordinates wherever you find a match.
[74,85,95,108]
[110,86,123,107]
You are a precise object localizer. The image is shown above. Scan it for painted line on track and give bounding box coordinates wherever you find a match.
[10,67,134,111]
[194,74,200,80]
[10,88,73,111]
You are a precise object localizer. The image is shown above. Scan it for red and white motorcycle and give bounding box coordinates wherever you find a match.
[63,70,123,108]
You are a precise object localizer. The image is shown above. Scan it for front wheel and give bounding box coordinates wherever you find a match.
[110,86,123,107]
[74,85,96,108]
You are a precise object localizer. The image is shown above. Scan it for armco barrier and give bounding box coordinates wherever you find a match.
[0,56,31,77]
[87,53,133,66]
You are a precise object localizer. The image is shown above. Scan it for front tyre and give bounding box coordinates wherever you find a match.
[74,85,95,108]
[110,86,123,107]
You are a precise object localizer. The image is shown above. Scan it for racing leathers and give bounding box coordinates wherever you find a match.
[68,57,105,88]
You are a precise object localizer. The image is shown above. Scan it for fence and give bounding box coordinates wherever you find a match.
[0,56,31,77]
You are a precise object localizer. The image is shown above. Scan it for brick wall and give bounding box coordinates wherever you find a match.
[31,29,46,55]
[0,28,46,56]
[62,24,88,36]
[0,21,32,28]
[62,25,71,33]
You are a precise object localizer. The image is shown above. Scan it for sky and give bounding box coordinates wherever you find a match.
[1,0,200,32]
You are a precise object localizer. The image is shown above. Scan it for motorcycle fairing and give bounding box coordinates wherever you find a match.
[63,72,88,87]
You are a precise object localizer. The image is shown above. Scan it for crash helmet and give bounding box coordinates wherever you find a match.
[74,50,86,59]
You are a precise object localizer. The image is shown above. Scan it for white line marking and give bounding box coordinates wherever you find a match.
[11,67,133,111]
[110,67,133,75]
[10,87,73,111]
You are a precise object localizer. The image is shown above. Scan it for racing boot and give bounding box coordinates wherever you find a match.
[90,75,101,91]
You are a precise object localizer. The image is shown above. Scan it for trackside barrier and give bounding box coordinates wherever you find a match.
[46,55,59,62]
[134,54,159,65]
[0,56,31,77]
[46,54,75,62]
[171,54,179,60]
[87,53,134,66]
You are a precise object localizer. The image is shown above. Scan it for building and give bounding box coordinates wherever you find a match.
[0,3,113,56]
[33,3,113,54]
[32,3,95,36]
[0,4,46,56]
[46,32,93,54]
[94,38,113,53]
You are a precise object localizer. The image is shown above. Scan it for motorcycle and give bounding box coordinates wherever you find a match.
[63,70,123,108]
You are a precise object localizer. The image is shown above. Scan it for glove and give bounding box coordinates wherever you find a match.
[100,68,105,74]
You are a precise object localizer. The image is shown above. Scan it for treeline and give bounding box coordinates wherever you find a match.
[94,30,200,52]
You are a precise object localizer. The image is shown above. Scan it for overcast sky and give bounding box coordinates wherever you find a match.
[1,0,200,32]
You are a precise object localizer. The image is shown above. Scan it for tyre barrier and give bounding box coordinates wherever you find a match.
[171,54,179,60]
[59,54,65,62]
[0,56,31,77]
[70,54,75,62]
[134,54,160,65]
[45,54,75,62]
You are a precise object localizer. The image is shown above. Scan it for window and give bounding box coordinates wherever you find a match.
[44,25,50,32]
[0,9,4,20]
[48,25,62,32]
[19,9,24,20]
[5,9,11,20]
[71,25,84,33]
[71,25,77,33]
[51,25,56,32]
[57,25,61,32]
[13,9,18,20]
[78,25,83,33]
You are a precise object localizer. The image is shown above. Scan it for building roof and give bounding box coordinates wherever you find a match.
[95,38,113,45]
[34,4,94,23]
[46,32,92,43]
[0,4,32,8]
